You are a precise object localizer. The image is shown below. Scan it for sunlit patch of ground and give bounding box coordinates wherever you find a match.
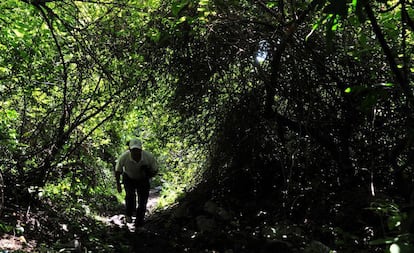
[96,187,161,232]
[146,187,161,213]
[0,234,36,252]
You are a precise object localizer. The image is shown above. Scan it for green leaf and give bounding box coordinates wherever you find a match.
[369,237,396,245]
[388,215,402,230]
[0,223,14,233]
[13,29,24,38]
[266,1,277,8]
[149,28,161,42]
[389,243,414,253]
[352,0,357,8]
[176,16,187,25]
[344,85,368,95]
[172,0,189,16]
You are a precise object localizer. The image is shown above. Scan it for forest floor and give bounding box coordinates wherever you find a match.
[0,186,306,253]
[1,185,373,253]
[0,190,339,253]
[0,188,165,252]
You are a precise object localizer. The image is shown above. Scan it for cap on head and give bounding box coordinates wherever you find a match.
[129,139,142,150]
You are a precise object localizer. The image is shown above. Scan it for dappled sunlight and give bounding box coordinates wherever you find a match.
[0,0,412,251]
[0,185,163,252]
[94,186,162,232]
[0,234,36,252]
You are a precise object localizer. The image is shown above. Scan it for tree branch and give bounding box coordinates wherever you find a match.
[255,0,281,20]
[402,5,414,31]
[364,2,414,108]
[264,0,319,118]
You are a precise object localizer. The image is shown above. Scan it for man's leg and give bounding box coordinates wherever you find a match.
[136,179,150,226]
[123,174,137,222]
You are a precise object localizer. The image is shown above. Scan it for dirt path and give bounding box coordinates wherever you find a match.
[103,187,162,230]
[0,187,163,252]
[100,187,181,252]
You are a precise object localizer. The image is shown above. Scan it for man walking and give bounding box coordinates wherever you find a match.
[115,139,158,226]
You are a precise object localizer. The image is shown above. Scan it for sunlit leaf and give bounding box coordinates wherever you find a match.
[266,1,277,8]
[369,237,396,245]
[383,83,394,87]
[199,0,209,6]
[13,29,24,38]
[352,0,357,8]
[177,16,187,24]
[172,0,189,16]
[149,28,161,42]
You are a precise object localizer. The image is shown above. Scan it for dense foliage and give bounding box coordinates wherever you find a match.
[139,0,414,251]
[0,0,413,252]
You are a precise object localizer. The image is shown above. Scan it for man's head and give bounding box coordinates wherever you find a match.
[129,139,142,150]
[129,139,142,162]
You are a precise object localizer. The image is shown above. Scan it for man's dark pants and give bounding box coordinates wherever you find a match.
[123,173,150,225]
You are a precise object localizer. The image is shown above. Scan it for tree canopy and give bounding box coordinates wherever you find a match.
[0,0,413,252]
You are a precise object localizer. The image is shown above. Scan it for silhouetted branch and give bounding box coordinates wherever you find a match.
[364,2,414,108]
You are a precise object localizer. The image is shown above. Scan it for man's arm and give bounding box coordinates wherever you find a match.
[115,171,122,193]
[115,155,124,193]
